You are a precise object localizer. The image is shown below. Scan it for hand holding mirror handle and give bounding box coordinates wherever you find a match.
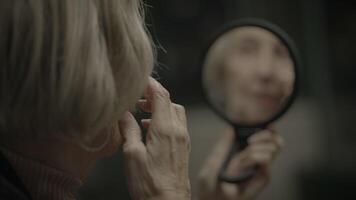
[218,127,262,183]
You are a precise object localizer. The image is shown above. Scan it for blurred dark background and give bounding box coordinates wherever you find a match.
[79,0,356,199]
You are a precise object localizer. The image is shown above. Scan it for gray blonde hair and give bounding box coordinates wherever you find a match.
[0,0,154,143]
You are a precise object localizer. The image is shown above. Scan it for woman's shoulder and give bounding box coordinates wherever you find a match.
[0,173,30,200]
[0,151,31,200]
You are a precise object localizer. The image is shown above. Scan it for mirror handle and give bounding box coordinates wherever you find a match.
[218,128,261,184]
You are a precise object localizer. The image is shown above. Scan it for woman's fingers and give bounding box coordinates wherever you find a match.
[143,78,190,150]
[119,112,142,144]
[267,125,285,149]
[144,77,172,122]
[144,78,191,197]
[249,143,278,157]
[173,103,188,127]
[248,129,285,151]
[274,134,285,149]
[198,130,235,193]
[226,139,279,176]
[219,182,239,200]
[122,78,191,199]
[142,78,176,144]
[119,112,147,162]
[137,99,152,113]
[141,119,151,129]
[206,131,234,170]
[138,89,188,133]
[197,127,284,200]
[137,80,188,131]
[247,141,280,166]
[119,112,150,200]
[248,130,274,144]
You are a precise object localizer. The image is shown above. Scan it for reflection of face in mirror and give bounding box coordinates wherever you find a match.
[203,26,295,124]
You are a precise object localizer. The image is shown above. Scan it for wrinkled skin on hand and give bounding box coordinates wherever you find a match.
[198,127,284,200]
[119,77,191,200]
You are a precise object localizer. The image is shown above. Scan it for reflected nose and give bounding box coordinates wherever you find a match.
[256,51,274,82]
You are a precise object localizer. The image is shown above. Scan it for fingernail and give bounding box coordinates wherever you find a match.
[138,99,147,104]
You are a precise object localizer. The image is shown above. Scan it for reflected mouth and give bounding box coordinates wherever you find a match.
[254,93,280,108]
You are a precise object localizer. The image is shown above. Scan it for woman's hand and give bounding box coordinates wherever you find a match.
[197,128,284,200]
[119,77,191,200]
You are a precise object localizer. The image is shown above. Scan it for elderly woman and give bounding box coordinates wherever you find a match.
[0,0,190,199]
[0,1,283,200]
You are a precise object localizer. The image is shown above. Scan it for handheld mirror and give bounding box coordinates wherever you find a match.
[200,19,299,183]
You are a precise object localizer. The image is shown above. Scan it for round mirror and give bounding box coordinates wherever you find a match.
[200,19,300,183]
[201,19,299,127]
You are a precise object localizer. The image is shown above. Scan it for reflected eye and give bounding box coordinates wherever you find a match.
[233,38,259,56]
[274,44,289,58]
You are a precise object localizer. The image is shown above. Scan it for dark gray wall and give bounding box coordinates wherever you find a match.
[78,0,356,199]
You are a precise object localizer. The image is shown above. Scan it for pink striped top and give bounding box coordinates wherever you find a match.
[0,147,82,200]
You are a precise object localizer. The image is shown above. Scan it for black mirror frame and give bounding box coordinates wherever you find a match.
[199,18,300,128]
